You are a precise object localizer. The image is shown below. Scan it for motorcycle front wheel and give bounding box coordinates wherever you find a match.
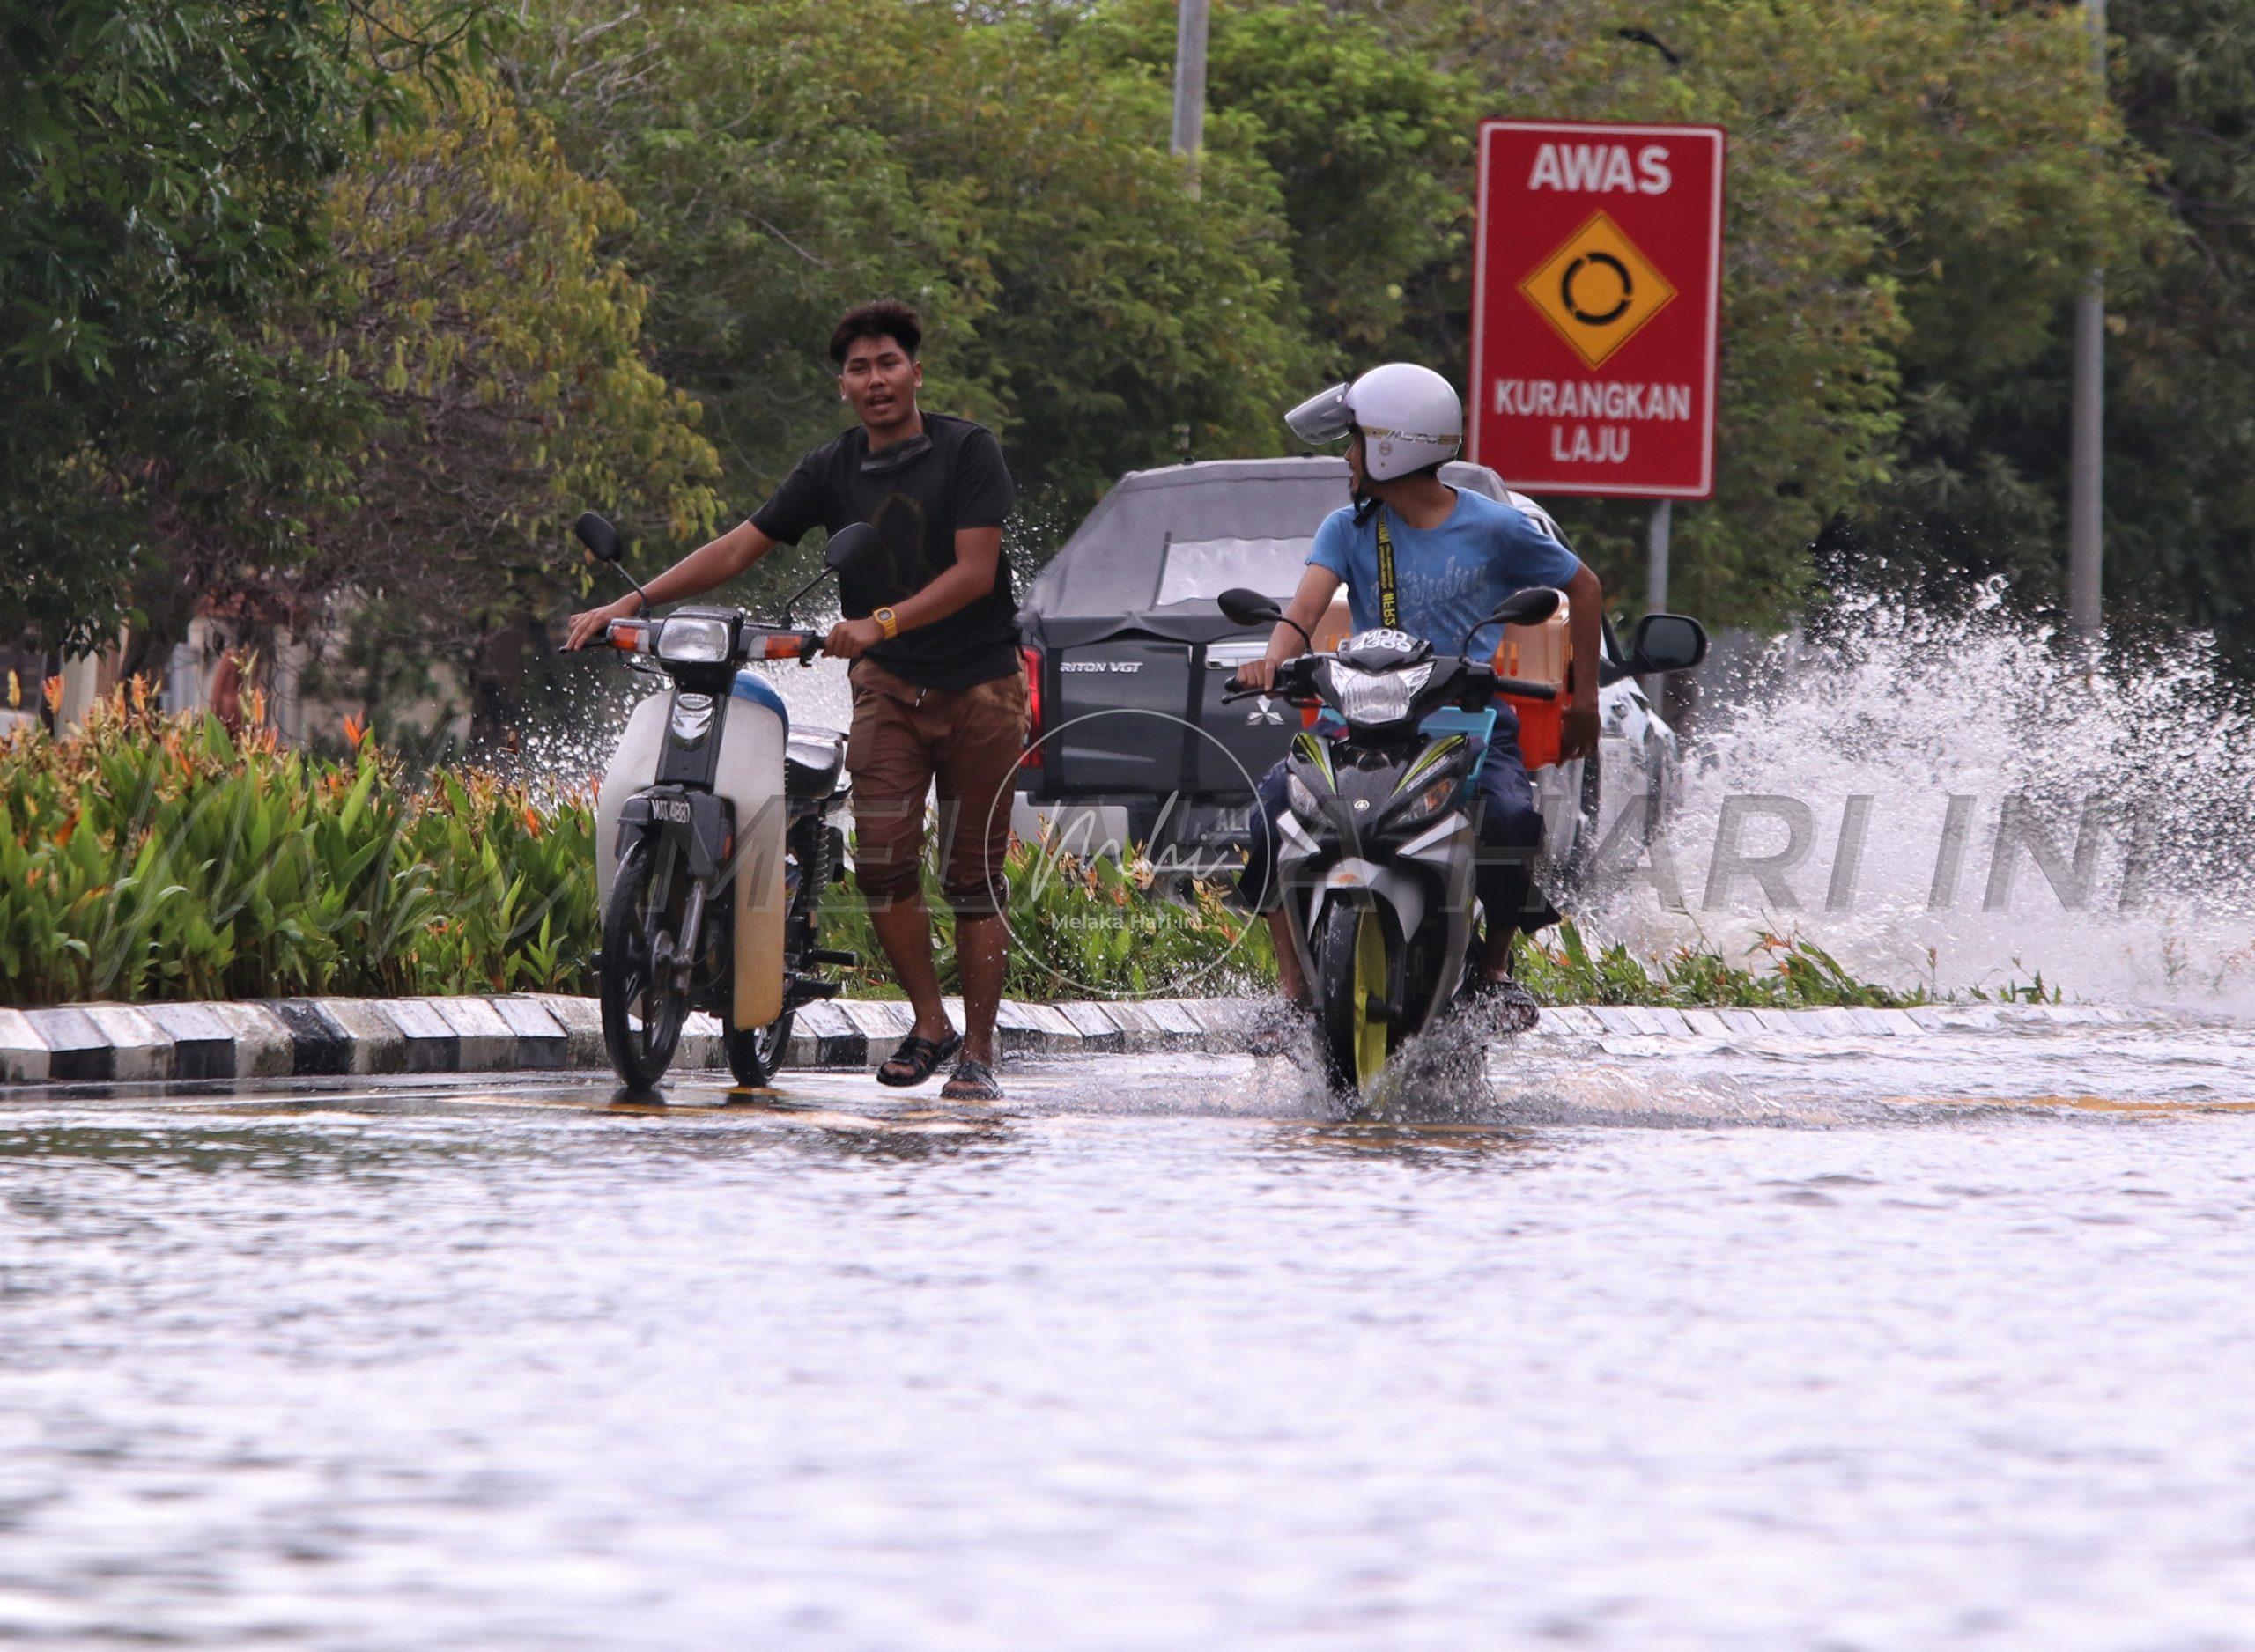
[1315,900,1398,1094]
[600,834,691,1091]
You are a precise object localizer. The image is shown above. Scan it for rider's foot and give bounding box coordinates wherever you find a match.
[941,1056,1003,1102]
[877,1025,961,1087]
[1469,974,1541,1036]
[1246,999,1318,1058]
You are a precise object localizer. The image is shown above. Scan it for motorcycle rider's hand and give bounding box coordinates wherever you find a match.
[1562,700,1601,761]
[824,617,885,660]
[565,597,635,652]
[1232,656,1280,694]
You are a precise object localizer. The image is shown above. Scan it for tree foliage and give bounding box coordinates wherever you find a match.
[0,0,505,649]
[5,0,2244,707]
[514,0,1349,556]
[299,75,720,633]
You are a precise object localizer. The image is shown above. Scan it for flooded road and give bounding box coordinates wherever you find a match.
[5,1014,2255,1648]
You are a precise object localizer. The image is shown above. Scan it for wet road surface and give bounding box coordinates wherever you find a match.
[5,1013,2255,1648]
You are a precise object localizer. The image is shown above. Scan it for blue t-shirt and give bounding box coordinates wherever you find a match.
[1308,489,1582,660]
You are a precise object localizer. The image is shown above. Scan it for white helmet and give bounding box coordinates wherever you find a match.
[1284,362,1463,481]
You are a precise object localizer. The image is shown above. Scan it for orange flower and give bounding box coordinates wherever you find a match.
[343,712,367,750]
[129,674,148,712]
[520,803,542,837]
[41,676,62,715]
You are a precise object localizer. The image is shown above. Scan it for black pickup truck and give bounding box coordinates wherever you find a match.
[1014,456,1695,881]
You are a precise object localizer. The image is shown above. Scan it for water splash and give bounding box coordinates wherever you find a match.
[1586,581,2255,1011]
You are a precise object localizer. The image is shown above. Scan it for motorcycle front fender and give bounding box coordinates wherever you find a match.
[1304,858,1426,956]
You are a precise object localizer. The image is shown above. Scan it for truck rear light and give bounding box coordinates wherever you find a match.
[1019,645,1042,770]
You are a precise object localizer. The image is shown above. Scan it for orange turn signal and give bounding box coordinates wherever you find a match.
[763,633,806,661]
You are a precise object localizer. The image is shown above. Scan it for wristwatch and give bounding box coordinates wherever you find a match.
[872,606,899,640]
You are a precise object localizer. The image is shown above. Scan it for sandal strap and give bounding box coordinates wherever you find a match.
[877,1029,961,1086]
[942,1058,1002,1101]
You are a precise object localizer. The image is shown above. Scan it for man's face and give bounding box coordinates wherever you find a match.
[838,333,922,437]
[1346,429,1367,493]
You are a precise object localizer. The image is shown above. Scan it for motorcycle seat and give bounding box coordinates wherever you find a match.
[786,727,846,798]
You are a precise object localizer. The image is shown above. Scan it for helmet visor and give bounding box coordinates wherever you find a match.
[1284,382,1353,446]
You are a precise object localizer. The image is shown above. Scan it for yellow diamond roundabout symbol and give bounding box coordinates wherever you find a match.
[1519,210,1677,371]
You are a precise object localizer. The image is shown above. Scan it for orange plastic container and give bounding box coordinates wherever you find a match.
[1494,599,1571,771]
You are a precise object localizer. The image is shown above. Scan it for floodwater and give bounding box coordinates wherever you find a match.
[6,1014,2255,1649]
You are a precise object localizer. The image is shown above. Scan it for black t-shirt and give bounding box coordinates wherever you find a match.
[750,412,1018,690]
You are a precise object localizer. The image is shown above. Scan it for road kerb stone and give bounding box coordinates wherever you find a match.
[0,991,2173,1089]
[527,994,605,1069]
[0,1008,49,1083]
[490,998,569,1070]
[380,999,460,1073]
[1054,1002,1128,1053]
[25,1007,112,1082]
[141,1001,238,1080]
[430,998,517,1072]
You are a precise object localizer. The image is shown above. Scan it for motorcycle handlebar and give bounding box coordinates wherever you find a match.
[1492,677,1558,701]
[755,630,824,665]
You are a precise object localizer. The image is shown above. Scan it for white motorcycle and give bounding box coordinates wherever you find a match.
[576,513,875,1091]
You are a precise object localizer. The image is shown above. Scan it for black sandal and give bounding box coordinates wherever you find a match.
[940,1058,1002,1102]
[877,1029,962,1088]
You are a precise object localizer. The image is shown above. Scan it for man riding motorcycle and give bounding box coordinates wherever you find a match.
[1233,363,1605,1029]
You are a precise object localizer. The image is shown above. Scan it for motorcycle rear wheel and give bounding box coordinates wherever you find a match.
[600,834,690,1091]
[1316,901,1398,1094]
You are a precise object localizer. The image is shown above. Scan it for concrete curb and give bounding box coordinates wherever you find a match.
[0,995,2150,1088]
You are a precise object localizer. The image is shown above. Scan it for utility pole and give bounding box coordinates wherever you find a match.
[1171,0,1209,195]
[2068,0,2108,645]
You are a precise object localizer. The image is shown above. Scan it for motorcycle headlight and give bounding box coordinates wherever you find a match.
[656,616,733,664]
[1287,772,1322,818]
[1326,660,1433,726]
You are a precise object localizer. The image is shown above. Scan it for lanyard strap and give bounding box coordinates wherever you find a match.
[1372,509,1401,629]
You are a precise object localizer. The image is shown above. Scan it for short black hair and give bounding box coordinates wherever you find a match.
[829,299,922,365]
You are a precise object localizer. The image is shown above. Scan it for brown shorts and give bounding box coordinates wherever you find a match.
[845,658,1029,918]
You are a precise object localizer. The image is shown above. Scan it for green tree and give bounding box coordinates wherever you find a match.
[0,0,501,651]
[281,73,723,740]
[1843,0,2255,673]
[513,0,1319,587]
[1069,0,1476,369]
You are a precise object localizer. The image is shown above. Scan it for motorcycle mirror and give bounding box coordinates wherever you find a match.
[573,512,625,563]
[1489,586,1564,630]
[1216,587,1283,628]
[1217,586,1313,650]
[824,522,883,574]
[1626,612,1708,675]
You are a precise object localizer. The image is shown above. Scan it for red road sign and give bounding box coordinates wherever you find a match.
[1468,120,1726,498]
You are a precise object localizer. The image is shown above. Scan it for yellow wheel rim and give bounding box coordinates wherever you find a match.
[1352,906,1388,1088]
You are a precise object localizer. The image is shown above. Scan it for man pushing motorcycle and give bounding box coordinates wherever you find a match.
[567,299,1024,1101]
[1232,363,1605,1031]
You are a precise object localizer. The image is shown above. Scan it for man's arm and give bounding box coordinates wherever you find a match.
[1563,560,1604,760]
[565,518,782,649]
[1231,564,1342,693]
[823,525,1002,659]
